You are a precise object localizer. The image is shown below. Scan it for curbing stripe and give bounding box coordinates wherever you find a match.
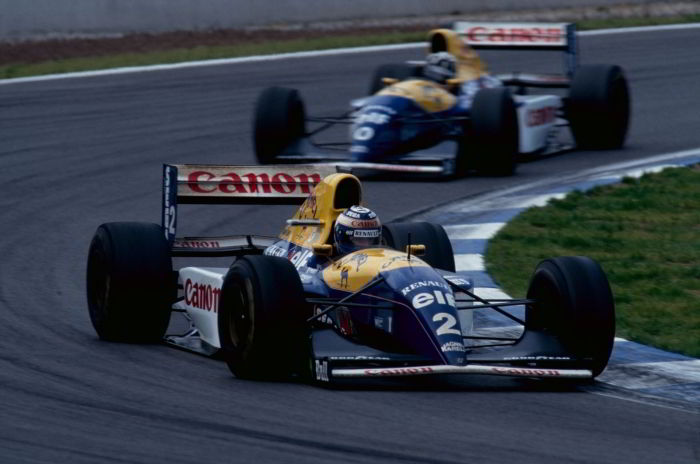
[454,254,485,272]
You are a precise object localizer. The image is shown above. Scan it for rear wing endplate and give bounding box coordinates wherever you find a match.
[452,22,578,77]
[162,163,337,244]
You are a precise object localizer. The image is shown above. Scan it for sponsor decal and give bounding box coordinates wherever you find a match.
[264,245,287,257]
[302,194,317,219]
[328,356,391,361]
[361,105,397,115]
[401,280,450,296]
[441,341,466,353]
[350,219,380,228]
[186,171,322,195]
[464,26,565,44]
[313,306,335,326]
[352,126,375,141]
[355,112,390,125]
[381,255,408,269]
[175,240,221,248]
[365,366,434,376]
[340,266,350,288]
[527,106,557,127]
[315,360,329,382]
[163,166,176,241]
[502,356,572,361]
[337,307,354,336]
[443,275,470,287]
[184,278,221,313]
[491,367,561,377]
[290,249,313,269]
[411,290,456,309]
[353,229,380,238]
[349,253,368,271]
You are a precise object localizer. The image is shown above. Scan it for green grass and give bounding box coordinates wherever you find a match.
[0,31,425,79]
[486,166,700,358]
[2,14,700,79]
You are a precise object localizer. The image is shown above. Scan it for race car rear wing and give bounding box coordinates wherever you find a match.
[452,22,578,77]
[162,163,337,245]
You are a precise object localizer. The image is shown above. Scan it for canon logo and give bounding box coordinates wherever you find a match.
[491,367,561,377]
[175,240,221,248]
[527,106,557,127]
[365,367,434,376]
[184,278,221,313]
[187,171,322,195]
[466,26,564,43]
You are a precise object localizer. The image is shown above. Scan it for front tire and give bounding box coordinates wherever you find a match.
[218,255,310,380]
[568,64,630,149]
[526,256,616,377]
[460,87,519,176]
[382,222,455,272]
[253,86,306,164]
[86,222,175,342]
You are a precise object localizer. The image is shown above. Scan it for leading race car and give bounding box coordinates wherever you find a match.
[253,22,630,176]
[86,164,616,383]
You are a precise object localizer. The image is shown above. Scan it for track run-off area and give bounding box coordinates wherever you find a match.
[1,24,699,463]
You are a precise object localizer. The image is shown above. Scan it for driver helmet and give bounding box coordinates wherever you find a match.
[333,206,382,255]
[423,52,458,84]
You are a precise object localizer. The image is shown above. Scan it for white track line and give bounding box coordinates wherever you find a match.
[2,22,700,86]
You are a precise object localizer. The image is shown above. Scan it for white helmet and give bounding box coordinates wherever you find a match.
[424,52,458,84]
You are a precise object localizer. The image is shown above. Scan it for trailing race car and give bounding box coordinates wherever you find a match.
[253,22,630,176]
[86,164,616,383]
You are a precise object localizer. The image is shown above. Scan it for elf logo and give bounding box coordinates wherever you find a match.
[411,290,456,309]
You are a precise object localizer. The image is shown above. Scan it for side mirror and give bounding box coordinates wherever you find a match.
[405,244,426,256]
[381,77,399,86]
[312,244,333,256]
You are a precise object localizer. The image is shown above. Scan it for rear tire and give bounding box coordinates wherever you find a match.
[368,63,422,95]
[461,87,518,176]
[568,64,630,149]
[382,222,455,272]
[86,222,175,342]
[526,256,616,377]
[218,255,310,380]
[253,86,306,164]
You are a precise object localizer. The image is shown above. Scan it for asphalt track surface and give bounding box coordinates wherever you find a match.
[1,28,699,463]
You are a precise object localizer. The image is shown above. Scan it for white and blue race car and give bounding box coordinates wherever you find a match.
[253,22,630,176]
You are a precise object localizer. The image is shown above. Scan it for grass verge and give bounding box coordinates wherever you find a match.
[486,165,700,358]
[2,14,700,79]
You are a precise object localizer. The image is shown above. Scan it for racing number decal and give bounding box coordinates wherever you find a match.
[432,313,460,336]
[167,206,176,237]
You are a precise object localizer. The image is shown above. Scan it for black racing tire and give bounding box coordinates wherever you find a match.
[382,222,455,272]
[526,256,616,377]
[253,86,306,164]
[368,63,422,95]
[461,87,519,176]
[568,64,630,150]
[86,222,175,342]
[218,255,310,380]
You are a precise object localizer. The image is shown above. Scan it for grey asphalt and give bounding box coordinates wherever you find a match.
[1,28,699,463]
